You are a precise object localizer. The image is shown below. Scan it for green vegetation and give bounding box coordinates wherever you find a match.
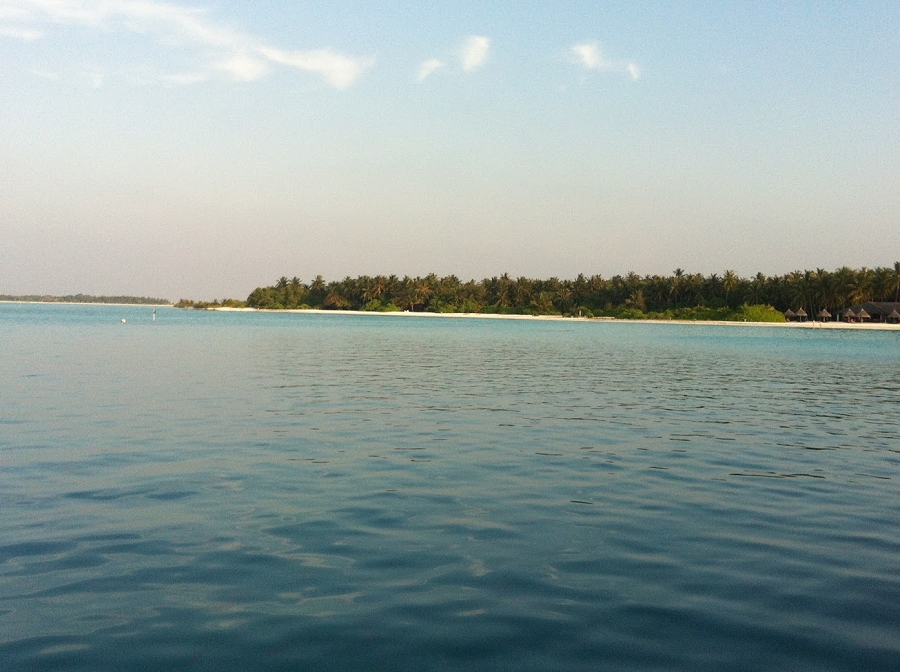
[175,297,246,310]
[0,293,169,305]
[237,264,900,320]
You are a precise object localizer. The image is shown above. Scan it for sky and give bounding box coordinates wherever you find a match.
[1,1,898,301]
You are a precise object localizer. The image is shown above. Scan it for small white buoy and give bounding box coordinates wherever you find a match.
[121,318,126,323]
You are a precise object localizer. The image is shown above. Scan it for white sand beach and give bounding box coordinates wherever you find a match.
[211,307,900,330]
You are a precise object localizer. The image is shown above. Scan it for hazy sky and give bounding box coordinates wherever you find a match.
[2,1,898,300]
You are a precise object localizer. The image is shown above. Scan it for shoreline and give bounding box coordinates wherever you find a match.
[4,301,895,329]
[0,300,173,307]
[211,307,900,330]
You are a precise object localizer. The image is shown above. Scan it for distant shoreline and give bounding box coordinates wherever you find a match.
[210,306,900,330]
[0,300,173,307]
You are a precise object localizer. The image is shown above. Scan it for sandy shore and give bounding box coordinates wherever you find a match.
[211,307,900,330]
[6,301,895,329]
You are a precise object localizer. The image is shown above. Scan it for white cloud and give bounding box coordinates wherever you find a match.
[29,67,59,79]
[0,25,43,40]
[216,52,270,83]
[571,41,640,80]
[0,6,36,21]
[1,0,374,88]
[416,57,444,82]
[461,35,489,71]
[573,42,605,70]
[260,47,374,90]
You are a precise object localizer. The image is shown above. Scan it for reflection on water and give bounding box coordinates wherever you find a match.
[1,305,899,671]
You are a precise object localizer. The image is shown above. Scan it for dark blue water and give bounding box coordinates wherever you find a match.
[2,303,899,671]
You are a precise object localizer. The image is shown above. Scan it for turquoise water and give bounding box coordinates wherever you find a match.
[2,303,899,671]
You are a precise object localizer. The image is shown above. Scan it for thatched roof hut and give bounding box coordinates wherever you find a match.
[818,309,831,321]
[795,308,808,321]
[784,308,796,320]
[844,308,856,321]
[845,302,900,323]
[888,309,900,324]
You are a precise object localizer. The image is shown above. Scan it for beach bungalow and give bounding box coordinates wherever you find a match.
[844,302,900,323]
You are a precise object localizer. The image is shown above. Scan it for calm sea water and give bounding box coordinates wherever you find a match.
[2,303,899,671]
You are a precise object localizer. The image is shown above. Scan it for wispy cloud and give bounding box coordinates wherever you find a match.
[0,0,374,88]
[571,41,640,80]
[261,47,374,90]
[416,58,444,82]
[215,52,271,83]
[0,25,43,40]
[0,5,35,21]
[461,35,489,72]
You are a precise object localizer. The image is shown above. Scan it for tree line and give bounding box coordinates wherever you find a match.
[1,293,169,305]
[227,263,900,320]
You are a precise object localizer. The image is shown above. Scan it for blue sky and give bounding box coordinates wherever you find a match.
[2,1,898,300]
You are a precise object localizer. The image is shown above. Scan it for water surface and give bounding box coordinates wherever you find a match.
[2,304,899,670]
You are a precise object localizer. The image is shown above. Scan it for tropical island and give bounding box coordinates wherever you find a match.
[177,264,900,323]
[1,293,170,305]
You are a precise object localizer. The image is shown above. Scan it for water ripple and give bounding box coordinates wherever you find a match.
[2,310,900,670]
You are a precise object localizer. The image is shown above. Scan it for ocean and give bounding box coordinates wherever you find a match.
[2,303,898,671]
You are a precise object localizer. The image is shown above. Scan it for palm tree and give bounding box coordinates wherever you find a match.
[685,273,705,306]
[893,261,900,302]
[362,276,384,303]
[383,275,400,304]
[747,272,768,305]
[873,266,894,302]
[788,270,815,313]
[813,268,839,313]
[587,274,606,307]
[514,277,533,308]
[645,275,668,310]
[572,273,588,307]
[324,288,350,309]
[626,289,647,312]
[670,268,685,306]
[495,273,513,309]
[287,276,303,308]
[530,291,554,314]
[723,270,739,307]
[397,276,431,312]
[832,266,855,310]
[308,275,326,307]
[414,277,433,311]
[851,268,874,304]
[556,282,575,313]
[705,273,722,304]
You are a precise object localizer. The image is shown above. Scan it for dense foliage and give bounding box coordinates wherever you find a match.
[240,263,900,320]
[0,293,169,305]
[174,298,245,310]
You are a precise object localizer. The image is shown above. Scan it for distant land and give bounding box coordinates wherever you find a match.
[7,262,899,322]
[0,294,170,305]
[176,263,900,323]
